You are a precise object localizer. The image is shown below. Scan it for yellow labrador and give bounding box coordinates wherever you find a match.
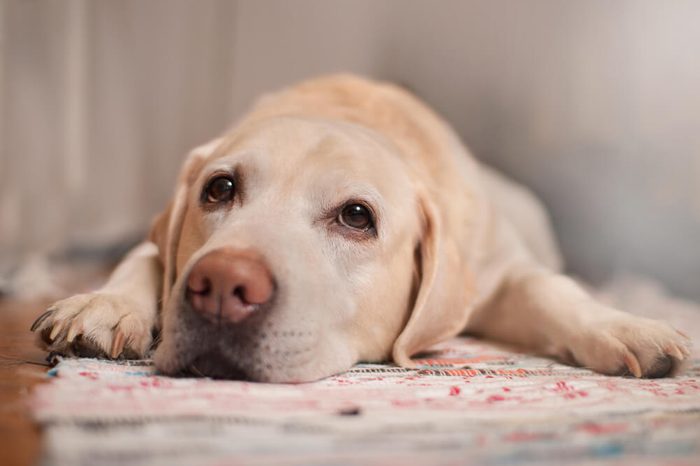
[33,75,690,382]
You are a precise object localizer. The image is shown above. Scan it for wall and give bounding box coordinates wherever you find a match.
[0,0,237,264]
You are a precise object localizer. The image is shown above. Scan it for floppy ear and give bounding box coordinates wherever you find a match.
[392,192,474,367]
[149,139,221,305]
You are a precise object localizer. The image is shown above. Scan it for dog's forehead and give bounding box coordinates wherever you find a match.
[209,116,413,200]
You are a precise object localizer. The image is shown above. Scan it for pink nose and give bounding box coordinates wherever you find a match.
[185,248,275,324]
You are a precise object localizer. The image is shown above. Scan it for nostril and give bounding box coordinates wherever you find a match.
[232,285,247,303]
[188,277,212,296]
[233,277,274,306]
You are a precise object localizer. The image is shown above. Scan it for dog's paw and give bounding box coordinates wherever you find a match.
[570,313,691,378]
[31,293,154,360]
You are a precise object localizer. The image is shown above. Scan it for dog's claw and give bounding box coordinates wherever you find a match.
[623,351,642,378]
[49,321,65,342]
[66,322,83,343]
[110,330,126,359]
[30,309,55,332]
[678,344,691,358]
[666,345,684,360]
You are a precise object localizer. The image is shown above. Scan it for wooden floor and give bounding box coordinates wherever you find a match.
[0,298,53,466]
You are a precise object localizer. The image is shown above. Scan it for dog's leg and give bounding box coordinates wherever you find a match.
[32,242,162,359]
[466,264,691,378]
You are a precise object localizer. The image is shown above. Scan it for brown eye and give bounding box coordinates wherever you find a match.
[203,175,235,204]
[339,203,374,230]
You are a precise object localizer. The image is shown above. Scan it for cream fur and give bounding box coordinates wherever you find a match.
[34,75,691,381]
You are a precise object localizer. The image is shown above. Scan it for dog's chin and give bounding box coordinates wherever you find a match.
[155,346,353,383]
[176,351,250,380]
[153,305,359,383]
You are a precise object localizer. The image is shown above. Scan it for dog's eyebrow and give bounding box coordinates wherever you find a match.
[322,183,383,210]
[202,154,239,175]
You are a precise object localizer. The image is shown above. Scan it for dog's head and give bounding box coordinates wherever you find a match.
[151,115,473,382]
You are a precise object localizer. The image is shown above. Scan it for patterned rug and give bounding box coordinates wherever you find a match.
[31,277,700,465]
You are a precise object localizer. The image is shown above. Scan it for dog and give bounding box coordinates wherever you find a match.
[32,75,691,382]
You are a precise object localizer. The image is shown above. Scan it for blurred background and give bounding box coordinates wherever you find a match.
[0,0,698,301]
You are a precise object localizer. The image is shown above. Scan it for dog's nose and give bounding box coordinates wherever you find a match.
[185,248,275,323]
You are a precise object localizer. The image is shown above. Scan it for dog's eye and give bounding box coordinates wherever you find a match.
[338,203,374,230]
[203,175,235,204]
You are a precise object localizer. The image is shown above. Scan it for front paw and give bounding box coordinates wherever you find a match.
[571,314,691,378]
[31,293,154,360]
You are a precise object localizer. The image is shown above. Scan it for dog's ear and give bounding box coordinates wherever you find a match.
[392,192,474,367]
[149,139,221,305]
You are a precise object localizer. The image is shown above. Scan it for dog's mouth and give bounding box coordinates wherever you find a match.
[155,298,323,381]
[159,340,319,382]
[175,351,250,380]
